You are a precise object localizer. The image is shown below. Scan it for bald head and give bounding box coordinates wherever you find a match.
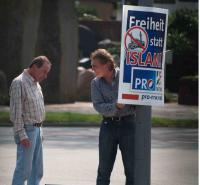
[29,56,51,68]
[28,56,51,82]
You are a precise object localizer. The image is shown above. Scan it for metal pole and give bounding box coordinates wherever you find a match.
[134,106,151,185]
[121,0,153,184]
[135,0,153,184]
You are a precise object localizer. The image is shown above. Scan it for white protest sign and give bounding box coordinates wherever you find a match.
[118,5,168,106]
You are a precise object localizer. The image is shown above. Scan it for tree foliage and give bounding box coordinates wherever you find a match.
[165,8,198,92]
[167,8,198,62]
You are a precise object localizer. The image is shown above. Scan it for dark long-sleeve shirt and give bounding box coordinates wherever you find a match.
[91,68,135,117]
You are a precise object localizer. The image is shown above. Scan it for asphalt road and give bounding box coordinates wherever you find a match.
[0,127,198,185]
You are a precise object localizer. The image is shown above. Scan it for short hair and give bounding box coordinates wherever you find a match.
[29,56,51,68]
[90,49,116,71]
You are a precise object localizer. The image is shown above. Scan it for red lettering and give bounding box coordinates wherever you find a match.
[138,52,145,66]
[130,51,139,65]
[125,51,162,69]
[126,51,130,65]
[145,52,153,67]
[153,53,162,68]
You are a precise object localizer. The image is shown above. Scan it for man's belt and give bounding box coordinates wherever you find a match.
[33,122,43,127]
[103,114,135,122]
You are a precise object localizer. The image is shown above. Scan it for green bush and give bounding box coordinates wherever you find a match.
[107,41,121,56]
[0,94,9,105]
[166,9,198,92]
[167,9,198,75]
[178,76,198,105]
[168,9,198,57]
[75,3,101,21]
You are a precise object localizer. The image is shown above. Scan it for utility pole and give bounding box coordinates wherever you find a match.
[122,0,153,185]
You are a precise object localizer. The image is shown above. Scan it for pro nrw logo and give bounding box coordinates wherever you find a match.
[131,68,161,92]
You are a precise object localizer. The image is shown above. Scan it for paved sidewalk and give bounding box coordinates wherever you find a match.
[0,102,198,120]
[41,102,199,120]
[0,127,198,185]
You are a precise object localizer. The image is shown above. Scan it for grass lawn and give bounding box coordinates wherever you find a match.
[0,111,198,128]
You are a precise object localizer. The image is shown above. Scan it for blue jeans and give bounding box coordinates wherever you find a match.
[12,125,43,185]
[97,115,136,185]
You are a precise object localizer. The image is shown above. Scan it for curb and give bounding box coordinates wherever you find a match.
[0,120,198,128]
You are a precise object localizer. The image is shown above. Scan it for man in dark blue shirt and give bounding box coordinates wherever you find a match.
[91,49,136,185]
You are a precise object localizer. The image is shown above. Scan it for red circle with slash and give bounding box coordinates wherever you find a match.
[124,26,148,53]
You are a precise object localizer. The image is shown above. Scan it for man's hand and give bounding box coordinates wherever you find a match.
[20,138,31,148]
[116,103,125,109]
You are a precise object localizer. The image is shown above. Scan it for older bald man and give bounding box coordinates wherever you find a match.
[10,56,51,185]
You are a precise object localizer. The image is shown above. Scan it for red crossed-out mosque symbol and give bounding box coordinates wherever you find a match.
[124,26,148,53]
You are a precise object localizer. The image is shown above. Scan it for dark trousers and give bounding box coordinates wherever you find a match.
[96,115,136,185]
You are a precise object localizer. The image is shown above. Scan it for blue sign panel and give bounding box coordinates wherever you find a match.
[132,69,156,91]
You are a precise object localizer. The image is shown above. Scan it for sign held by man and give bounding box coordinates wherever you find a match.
[118,5,168,106]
